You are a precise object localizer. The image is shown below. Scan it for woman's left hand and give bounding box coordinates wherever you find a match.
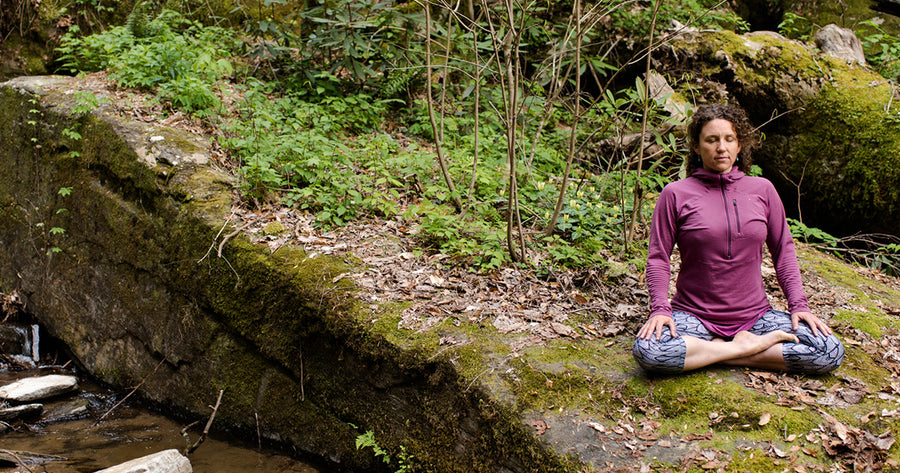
[791,311,832,338]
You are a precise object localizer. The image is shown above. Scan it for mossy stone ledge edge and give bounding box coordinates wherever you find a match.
[0,75,577,473]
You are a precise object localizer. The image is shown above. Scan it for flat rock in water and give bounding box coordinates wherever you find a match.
[93,449,192,473]
[42,398,90,423]
[0,374,77,402]
[0,403,42,421]
[0,450,66,466]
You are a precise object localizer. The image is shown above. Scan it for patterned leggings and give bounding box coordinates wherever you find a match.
[632,310,844,374]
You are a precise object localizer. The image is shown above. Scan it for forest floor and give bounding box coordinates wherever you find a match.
[231,202,900,472]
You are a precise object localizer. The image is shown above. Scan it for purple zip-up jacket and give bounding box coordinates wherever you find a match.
[646,167,810,337]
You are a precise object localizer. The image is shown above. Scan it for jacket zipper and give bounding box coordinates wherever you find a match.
[720,177,732,259]
[732,199,741,234]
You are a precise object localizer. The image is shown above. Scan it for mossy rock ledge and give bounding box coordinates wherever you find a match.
[3,76,900,473]
[0,75,576,472]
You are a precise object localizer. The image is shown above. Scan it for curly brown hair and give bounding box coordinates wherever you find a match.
[685,104,760,175]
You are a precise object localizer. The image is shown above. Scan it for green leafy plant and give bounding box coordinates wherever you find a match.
[857,19,900,81]
[291,0,423,91]
[57,9,240,115]
[778,12,816,42]
[355,430,414,473]
[30,187,72,257]
[220,84,415,224]
[787,218,839,244]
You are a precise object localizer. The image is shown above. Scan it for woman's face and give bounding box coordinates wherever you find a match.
[693,118,742,174]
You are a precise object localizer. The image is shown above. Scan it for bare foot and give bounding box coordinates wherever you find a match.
[732,330,797,356]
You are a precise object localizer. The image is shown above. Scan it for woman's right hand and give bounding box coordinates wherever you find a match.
[637,314,677,340]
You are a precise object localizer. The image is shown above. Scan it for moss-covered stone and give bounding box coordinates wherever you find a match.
[0,75,588,473]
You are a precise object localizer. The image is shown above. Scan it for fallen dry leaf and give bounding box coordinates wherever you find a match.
[529,419,549,435]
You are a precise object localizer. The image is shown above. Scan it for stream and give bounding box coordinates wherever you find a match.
[0,323,328,473]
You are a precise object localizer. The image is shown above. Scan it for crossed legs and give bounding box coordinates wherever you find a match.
[681,330,797,371]
[633,310,843,374]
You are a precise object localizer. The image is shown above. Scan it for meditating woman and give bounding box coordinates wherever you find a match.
[632,104,844,374]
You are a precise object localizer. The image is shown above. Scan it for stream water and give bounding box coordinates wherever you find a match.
[0,324,328,473]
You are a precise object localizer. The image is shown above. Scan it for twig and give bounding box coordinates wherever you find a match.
[255,412,262,450]
[93,330,185,425]
[198,210,236,263]
[180,420,201,446]
[755,106,805,131]
[0,449,35,473]
[298,341,305,402]
[778,156,810,223]
[546,0,583,237]
[625,0,661,249]
[420,0,463,212]
[218,222,252,258]
[185,389,225,455]
[94,355,170,425]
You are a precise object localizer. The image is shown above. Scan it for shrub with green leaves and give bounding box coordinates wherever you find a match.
[56,9,240,115]
[857,19,900,82]
[220,84,423,226]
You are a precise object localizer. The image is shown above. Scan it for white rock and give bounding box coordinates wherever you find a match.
[0,374,77,402]
[815,24,866,65]
[0,403,42,421]
[94,449,192,473]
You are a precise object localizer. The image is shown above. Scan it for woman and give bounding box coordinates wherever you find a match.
[632,104,844,374]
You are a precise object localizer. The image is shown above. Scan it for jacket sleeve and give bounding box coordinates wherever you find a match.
[764,181,811,314]
[646,185,678,318]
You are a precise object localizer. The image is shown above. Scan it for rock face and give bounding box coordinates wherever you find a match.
[815,24,866,65]
[0,375,77,402]
[94,450,191,473]
[0,76,575,473]
[656,29,900,236]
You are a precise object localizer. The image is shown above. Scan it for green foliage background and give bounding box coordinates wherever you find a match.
[44,0,900,273]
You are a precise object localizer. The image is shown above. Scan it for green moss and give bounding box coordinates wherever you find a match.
[788,0,900,37]
[725,449,791,472]
[262,221,286,236]
[797,246,900,337]
[634,372,819,437]
[839,344,892,389]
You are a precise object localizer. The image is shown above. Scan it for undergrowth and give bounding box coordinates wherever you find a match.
[49,1,900,274]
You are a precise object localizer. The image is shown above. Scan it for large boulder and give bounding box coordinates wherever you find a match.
[656,28,900,237]
[0,75,575,473]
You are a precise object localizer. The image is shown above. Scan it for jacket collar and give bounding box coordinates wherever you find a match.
[691,167,745,185]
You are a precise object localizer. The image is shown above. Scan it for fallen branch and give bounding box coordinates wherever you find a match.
[94,355,169,425]
[0,449,66,472]
[0,450,33,473]
[185,389,225,455]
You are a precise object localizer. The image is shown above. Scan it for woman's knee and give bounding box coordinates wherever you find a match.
[785,334,845,374]
[632,337,686,374]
